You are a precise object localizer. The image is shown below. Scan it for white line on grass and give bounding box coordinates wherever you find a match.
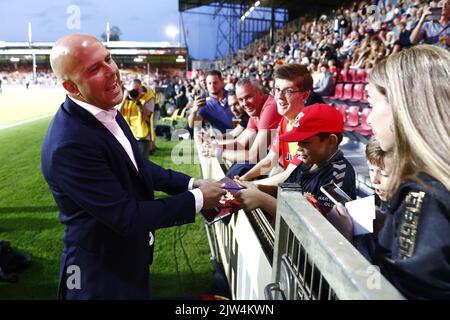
[0,113,54,131]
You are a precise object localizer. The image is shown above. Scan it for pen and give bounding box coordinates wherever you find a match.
[224,186,244,190]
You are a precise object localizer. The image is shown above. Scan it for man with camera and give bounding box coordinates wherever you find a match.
[410,0,450,49]
[120,79,156,158]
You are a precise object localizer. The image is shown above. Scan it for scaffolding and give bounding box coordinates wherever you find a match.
[179,1,288,60]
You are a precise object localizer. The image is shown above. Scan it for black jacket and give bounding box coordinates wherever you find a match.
[41,97,196,299]
[355,173,450,299]
[286,150,356,212]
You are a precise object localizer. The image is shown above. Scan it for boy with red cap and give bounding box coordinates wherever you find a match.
[237,104,356,221]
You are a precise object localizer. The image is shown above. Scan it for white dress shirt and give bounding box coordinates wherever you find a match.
[68,95,203,213]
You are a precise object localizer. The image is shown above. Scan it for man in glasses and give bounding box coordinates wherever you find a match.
[237,63,324,186]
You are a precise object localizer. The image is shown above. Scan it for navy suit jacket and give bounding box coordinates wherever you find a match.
[41,96,196,299]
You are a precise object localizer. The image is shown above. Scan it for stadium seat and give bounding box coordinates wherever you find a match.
[328,83,344,100]
[356,68,368,83]
[339,69,349,82]
[353,107,373,136]
[348,69,356,83]
[336,104,348,122]
[341,83,354,101]
[349,83,365,102]
[344,106,360,131]
[361,84,369,103]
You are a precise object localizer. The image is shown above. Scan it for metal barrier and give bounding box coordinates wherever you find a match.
[194,131,404,300]
[266,185,404,300]
[194,130,273,299]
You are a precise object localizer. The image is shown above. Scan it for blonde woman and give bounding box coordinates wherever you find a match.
[329,45,450,299]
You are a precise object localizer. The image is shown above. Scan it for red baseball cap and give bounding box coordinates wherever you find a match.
[279,104,344,142]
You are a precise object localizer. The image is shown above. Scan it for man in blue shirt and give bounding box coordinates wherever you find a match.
[188,70,234,134]
[410,0,450,50]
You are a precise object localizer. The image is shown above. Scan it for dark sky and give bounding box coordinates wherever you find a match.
[0,0,218,60]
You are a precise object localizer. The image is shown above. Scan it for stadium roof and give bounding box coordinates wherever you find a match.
[178,0,345,15]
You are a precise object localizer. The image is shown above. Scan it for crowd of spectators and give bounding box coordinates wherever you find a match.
[0,66,58,87]
[203,0,448,97]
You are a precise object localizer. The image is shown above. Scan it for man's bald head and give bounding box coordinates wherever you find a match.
[50,34,101,81]
[50,33,123,109]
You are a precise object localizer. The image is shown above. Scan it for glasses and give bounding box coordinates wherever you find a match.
[271,87,304,99]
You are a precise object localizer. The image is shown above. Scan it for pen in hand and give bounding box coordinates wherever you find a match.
[223,186,244,191]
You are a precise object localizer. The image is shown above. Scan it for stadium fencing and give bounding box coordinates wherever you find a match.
[194,129,404,300]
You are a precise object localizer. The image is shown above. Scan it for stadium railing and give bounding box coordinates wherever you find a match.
[194,128,404,300]
[266,185,404,300]
[194,129,273,299]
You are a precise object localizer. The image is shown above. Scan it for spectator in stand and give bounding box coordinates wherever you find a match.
[202,78,281,178]
[236,104,356,225]
[188,70,234,134]
[410,0,450,50]
[338,31,360,59]
[195,73,208,97]
[212,91,249,140]
[406,5,420,31]
[351,36,371,68]
[328,58,339,79]
[391,17,402,40]
[365,36,388,68]
[328,45,450,299]
[396,21,413,48]
[309,61,321,85]
[313,63,336,97]
[238,64,324,185]
[384,4,395,25]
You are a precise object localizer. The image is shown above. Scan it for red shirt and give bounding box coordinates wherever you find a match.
[270,117,302,169]
[246,95,282,132]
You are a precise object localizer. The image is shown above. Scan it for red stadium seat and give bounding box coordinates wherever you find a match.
[341,83,354,100]
[336,104,348,122]
[344,106,360,131]
[354,107,373,136]
[328,83,344,100]
[349,83,365,102]
[355,69,368,83]
[361,84,369,103]
[339,69,349,82]
[348,69,356,83]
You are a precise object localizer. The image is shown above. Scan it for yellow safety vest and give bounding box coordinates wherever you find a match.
[121,85,155,140]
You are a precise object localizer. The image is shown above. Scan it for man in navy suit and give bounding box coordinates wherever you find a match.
[41,34,226,299]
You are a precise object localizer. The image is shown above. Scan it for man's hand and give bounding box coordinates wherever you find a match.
[419,5,431,23]
[327,203,353,242]
[192,96,206,113]
[200,139,220,158]
[235,181,263,211]
[192,178,217,189]
[199,181,227,210]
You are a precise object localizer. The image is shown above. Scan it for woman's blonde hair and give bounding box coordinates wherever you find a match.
[369,45,450,196]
